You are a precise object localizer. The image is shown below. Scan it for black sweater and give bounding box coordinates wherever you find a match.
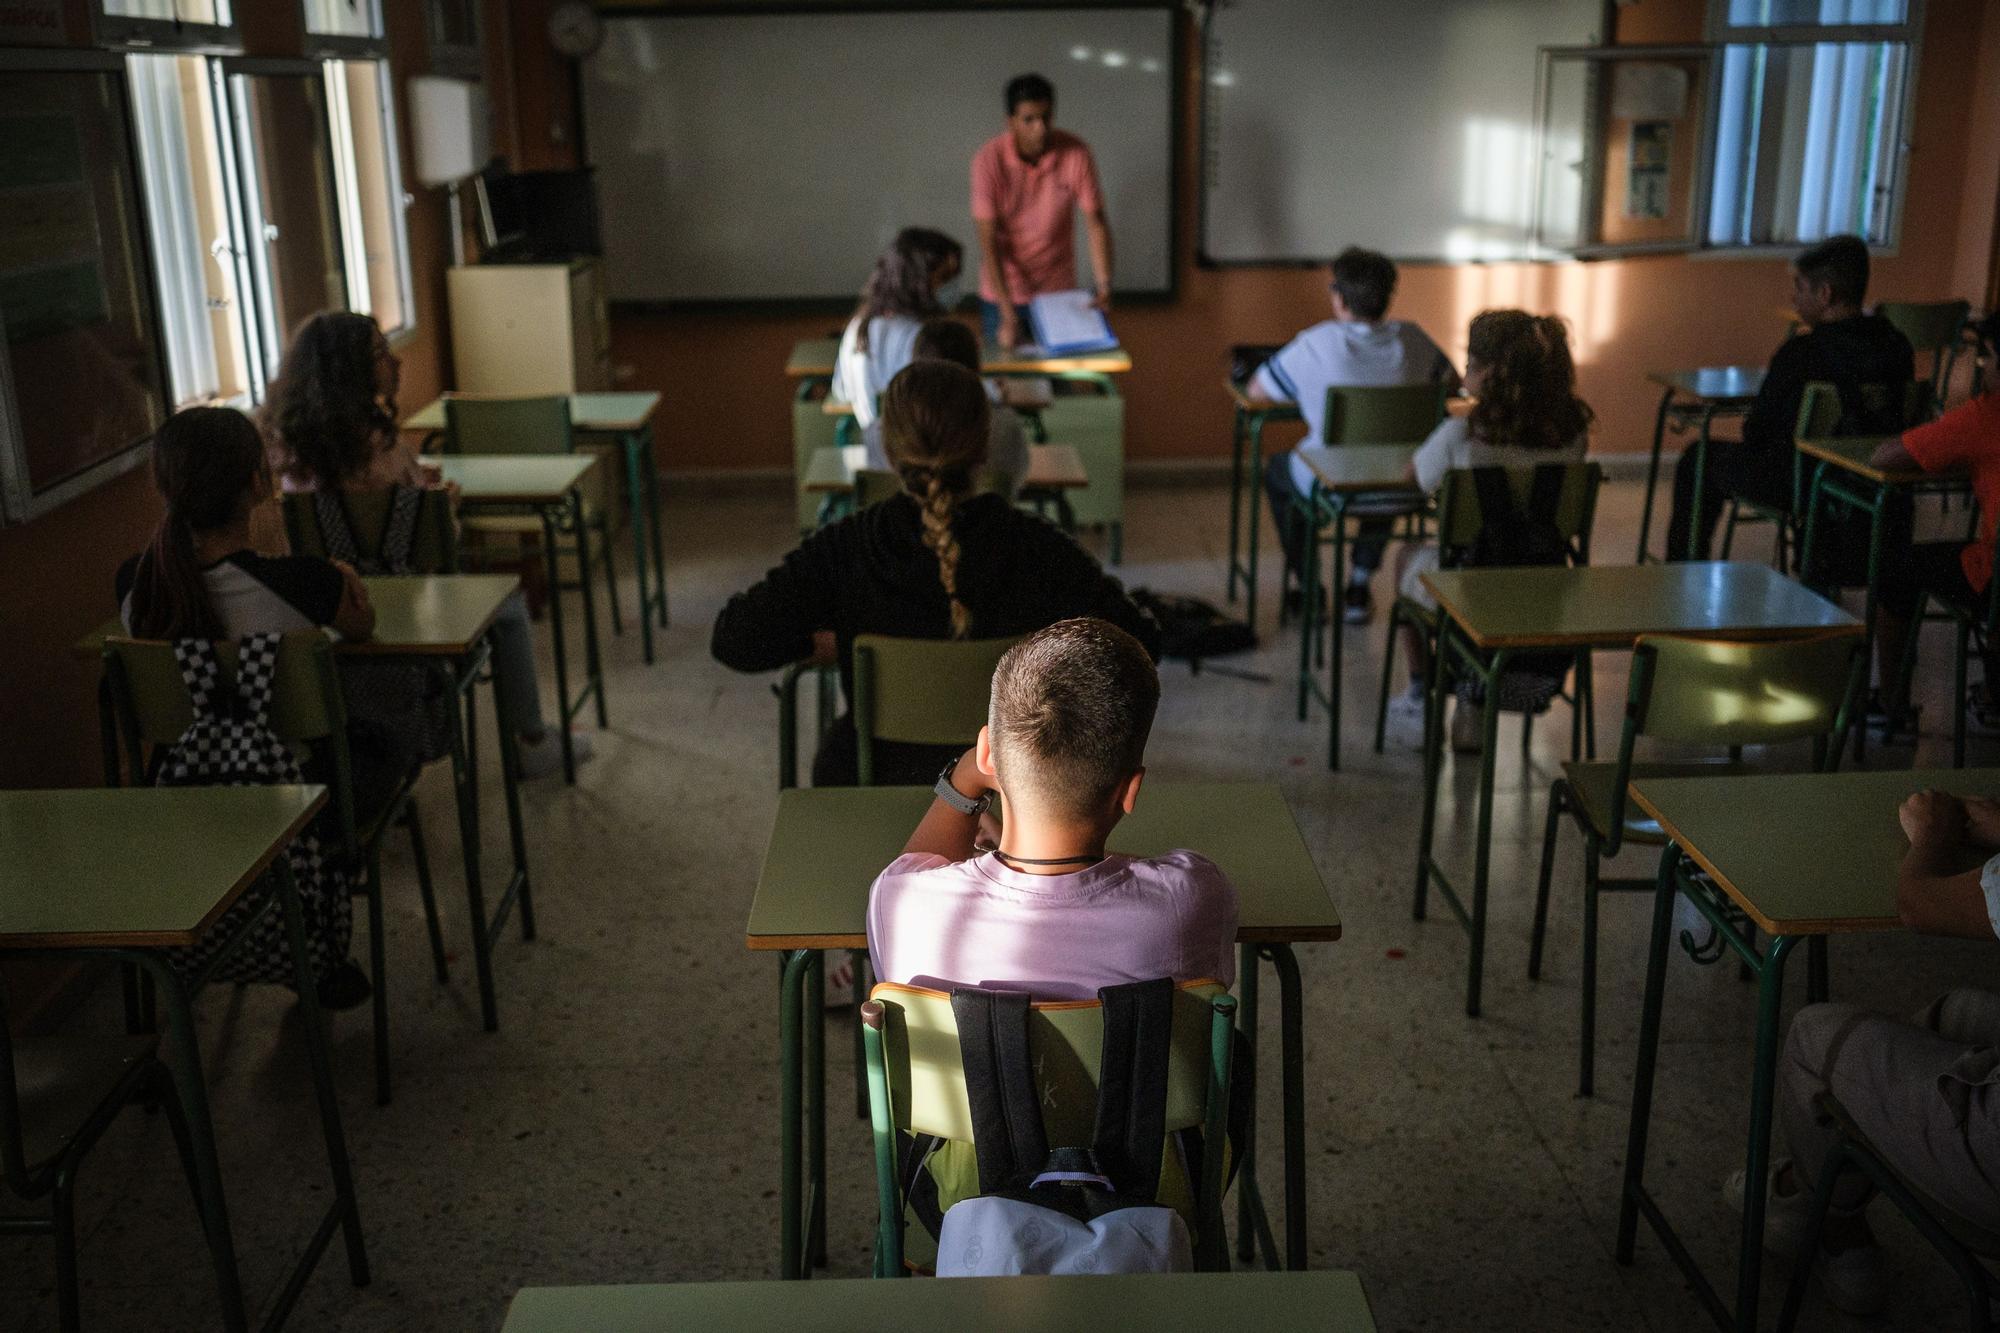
[1741,313,1915,454]
[713,494,1158,782]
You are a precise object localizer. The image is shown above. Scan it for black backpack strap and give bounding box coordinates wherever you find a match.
[312,490,362,566]
[1088,977,1174,1201]
[379,485,422,575]
[171,638,225,720]
[950,986,1049,1195]
[232,632,282,728]
[1469,466,1519,532]
[1528,462,1569,542]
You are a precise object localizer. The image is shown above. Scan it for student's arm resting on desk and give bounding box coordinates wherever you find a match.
[901,745,996,862]
[1870,436,1919,471]
[331,560,375,642]
[710,533,838,672]
[1895,790,2000,941]
[1740,336,1811,453]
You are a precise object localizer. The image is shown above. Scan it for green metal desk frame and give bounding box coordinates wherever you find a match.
[1617,845,1831,1333]
[4,823,367,1332]
[1226,398,1302,633]
[1797,437,1970,761]
[1638,369,1763,564]
[769,938,1311,1281]
[448,471,608,786]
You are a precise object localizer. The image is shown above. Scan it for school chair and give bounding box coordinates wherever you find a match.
[282,488,458,573]
[1877,300,1971,413]
[442,394,623,633]
[851,634,1020,788]
[1285,382,1448,633]
[1890,543,2000,768]
[103,633,446,1107]
[1778,1091,2000,1333]
[0,982,213,1332]
[1372,462,1603,759]
[1527,630,1862,1096]
[861,981,1237,1276]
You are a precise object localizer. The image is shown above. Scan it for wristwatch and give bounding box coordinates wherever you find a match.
[933,758,993,817]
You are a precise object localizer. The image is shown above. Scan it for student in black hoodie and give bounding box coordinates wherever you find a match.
[1665,234,1915,561]
[713,360,1156,787]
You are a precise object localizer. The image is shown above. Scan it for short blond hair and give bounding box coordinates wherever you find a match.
[989,618,1159,816]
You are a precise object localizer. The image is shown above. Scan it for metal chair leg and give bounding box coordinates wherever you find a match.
[53,1161,80,1333]
[1374,599,1402,755]
[405,801,448,984]
[1528,782,1566,981]
[1580,846,1601,1098]
[365,852,391,1106]
[597,517,623,636]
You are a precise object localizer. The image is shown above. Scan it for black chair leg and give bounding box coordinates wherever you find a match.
[1777,1146,1844,1332]
[1528,782,1566,981]
[599,520,624,636]
[1579,850,1600,1098]
[405,800,449,985]
[366,856,392,1106]
[52,1160,80,1333]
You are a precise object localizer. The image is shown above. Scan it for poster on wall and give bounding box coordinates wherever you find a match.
[1625,121,1672,221]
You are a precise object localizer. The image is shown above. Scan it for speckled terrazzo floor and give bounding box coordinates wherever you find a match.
[5,472,1993,1332]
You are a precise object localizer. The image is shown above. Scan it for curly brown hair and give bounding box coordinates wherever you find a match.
[1465,310,1594,452]
[261,311,394,491]
[880,360,991,638]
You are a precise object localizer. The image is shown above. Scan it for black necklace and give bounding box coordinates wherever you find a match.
[990,848,1105,868]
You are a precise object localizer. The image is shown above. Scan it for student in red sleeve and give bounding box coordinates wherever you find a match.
[1872,389,2000,715]
[970,73,1114,352]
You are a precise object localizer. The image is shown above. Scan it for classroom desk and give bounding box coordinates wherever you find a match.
[1795,433,1971,758]
[403,391,669,664]
[502,1270,1378,1331]
[435,454,607,784]
[800,443,1090,495]
[786,337,1133,383]
[1414,562,1858,1018]
[0,785,367,1333]
[746,782,1340,1281]
[78,573,538,1035]
[1616,767,2000,1333]
[1296,445,1425,771]
[1638,367,1765,564]
[1224,383,1304,633]
[821,377,1057,446]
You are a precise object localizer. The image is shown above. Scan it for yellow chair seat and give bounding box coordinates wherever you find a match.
[1560,757,1746,845]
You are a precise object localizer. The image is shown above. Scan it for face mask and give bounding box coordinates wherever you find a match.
[934,278,964,312]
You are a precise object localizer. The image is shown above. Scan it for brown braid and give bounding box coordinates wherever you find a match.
[881,360,991,639]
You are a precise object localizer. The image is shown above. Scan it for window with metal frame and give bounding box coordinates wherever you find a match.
[324,59,413,339]
[0,55,172,525]
[94,0,237,52]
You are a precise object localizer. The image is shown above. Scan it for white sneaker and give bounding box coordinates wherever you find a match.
[517,728,594,780]
[1386,690,1427,749]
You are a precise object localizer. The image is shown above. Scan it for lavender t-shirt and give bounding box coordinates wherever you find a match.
[866,850,1239,1001]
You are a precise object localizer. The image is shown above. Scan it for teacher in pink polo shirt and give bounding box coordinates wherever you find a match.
[971,73,1115,352]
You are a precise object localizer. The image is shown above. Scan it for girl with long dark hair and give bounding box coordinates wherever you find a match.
[832,228,964,449]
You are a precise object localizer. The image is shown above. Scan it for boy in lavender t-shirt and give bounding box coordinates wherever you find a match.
[867,618,1237,1001]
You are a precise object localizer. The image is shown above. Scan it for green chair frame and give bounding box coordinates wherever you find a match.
[281,487,459,573]
[1372,461,1603,760]
[102,633,446,1107]
[1893,543,2000,768]
[860,980,1237,1277]
[0,984,212,1332]
[1778,1091,2000,1333]
[1527,630,1863,1096]
[1878,300,1972,413]
[443,394,623,636]
[1282,381,1448,626]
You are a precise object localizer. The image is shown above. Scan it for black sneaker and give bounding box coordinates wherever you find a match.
[1342,583,1374,626]
[315,960,373,1013]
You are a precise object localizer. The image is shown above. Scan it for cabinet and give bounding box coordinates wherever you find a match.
[446,259,610,394]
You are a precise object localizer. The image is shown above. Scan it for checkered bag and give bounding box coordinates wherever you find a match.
[313,486,453,766]
[156,633,354,989]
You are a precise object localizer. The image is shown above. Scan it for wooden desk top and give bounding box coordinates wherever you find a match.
[1421,562,1858,652]
[1298,445,1422,494]
[400,392,661,434]
[1796,433,1954,487]
[823,379,1055,416]
[746,782,1340,951]
[433,454,598,505]
[1646,366,1765,403]
[801,444,1089,494]
[74,574,518,662]
[787,337,1131,378]
[1627,767,2000,935]
[503,1271,1377,1331]
[0,786,327,948]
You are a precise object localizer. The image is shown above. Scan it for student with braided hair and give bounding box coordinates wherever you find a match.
[712,359,1157,787]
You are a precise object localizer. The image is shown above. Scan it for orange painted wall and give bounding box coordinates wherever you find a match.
[538,0,2000,473]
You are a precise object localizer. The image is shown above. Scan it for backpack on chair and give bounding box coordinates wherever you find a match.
[1448,464,1577,712]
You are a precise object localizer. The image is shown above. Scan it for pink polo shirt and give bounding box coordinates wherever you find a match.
[866,850,1238,1002]
[970,129,1104,304]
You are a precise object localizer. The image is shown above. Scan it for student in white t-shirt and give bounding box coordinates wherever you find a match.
[1386,310,1593,748]
[1250,247,1456,625]
[834,228,964,441]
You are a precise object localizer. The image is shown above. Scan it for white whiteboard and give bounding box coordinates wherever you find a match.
[583,8,1175,303]
[1201,0,1605,264]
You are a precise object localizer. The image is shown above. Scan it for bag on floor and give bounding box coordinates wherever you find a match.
[154,633,353,988]
[933,980,1192,1277]
[1129,590,1256,666]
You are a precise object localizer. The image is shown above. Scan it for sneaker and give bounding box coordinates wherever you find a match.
[1385,689,1427,749]
[315,960,373,1013]
[1722,1160,1816,1259]
[517,727,595,780]
[1817,1237,1891,1316]
[1342,582,1374,625]
[1862,689,1920,735]
[1450,700,1484,754]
